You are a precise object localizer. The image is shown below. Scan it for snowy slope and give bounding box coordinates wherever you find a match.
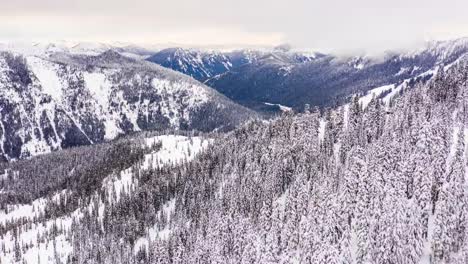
[0,134,211,263]
[0,50,255,160]
[3,58,468,263]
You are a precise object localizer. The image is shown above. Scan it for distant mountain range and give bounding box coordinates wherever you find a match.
[146,47,320,82]
[146,38,468,112]
[7,40,468,114]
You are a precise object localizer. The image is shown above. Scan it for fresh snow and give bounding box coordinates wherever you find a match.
[134,199,177,254]
[382,83,404,105]
[447,110,460,169]
[103,168,135,202]
[151,79,209,127]
[143,135,212,169]
[83,71,124,140]
[103,135,212,203]
[103,119,122,140]
[318,119,327,141]
[354,63,364,70]
[0,190,66,225]
[396,67,410,76]
[83,71,112,110]
[0,198,46,225]
[20,137,53,157]
[359,84,395,108]
[27,56,64,102]
[343,104,350,131]
[1,135,212,262]
[419,214,435,264]
[263,102,293,112]
[131,135,211,254]
[0,190,75,264]
[359,66,440,109]
[279,65,293,76]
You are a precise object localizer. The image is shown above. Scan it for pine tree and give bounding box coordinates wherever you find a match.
[433,128,467,263]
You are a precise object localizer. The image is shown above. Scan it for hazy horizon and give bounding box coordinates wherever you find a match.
[2,0,468,54]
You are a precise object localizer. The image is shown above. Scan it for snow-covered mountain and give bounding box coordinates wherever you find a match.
[146,47,321,82]
[146,48,235,81]
[5,38,468,264]
[0,49,255,160]
[145,38,468,113]
[3,58,468,263]
[0,41,158,59]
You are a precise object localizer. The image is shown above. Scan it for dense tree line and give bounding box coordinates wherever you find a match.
[3,63,468,263]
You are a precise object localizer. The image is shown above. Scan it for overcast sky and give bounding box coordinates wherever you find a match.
[1,0,468,53]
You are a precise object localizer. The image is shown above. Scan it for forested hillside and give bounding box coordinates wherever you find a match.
[2,61,468,263]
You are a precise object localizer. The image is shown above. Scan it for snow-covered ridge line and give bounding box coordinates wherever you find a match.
[358,65,444,109]
[263,102,293,112]
[103,135,212,204]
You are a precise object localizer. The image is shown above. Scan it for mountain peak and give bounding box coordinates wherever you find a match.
[97,49,125,59]
[273,43,292,52]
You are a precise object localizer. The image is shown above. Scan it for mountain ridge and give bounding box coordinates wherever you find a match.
[0,50,256,160]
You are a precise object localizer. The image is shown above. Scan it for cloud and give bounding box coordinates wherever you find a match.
[1,0,468,53]
[0,14,285,48]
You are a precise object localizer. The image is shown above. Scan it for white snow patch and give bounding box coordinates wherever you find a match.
[83,71,112,110]
[21,138,53,157]
[382,83,404,105]
[279,65,293,76]
[354,63,364,70]
[334,142,341,162]
[396,67,410,76]
[103,119,122,140]
[131,135,212,254]
[0,191,75,264]
[103,168,135,202]
[359,84,394,108]
[27,56,64,102]
[318,119,327,141]
[264,102,293,112]
[419,214,435,264]
[365,67,439,108]
[134,199,177,254]
[103,135,211,204]
[151,79,209,127]
[83,71,128,140]
[343,104,350,131]
[447,124,460,169]
[0,191,66,225]
[143,135,212,169]
[0,199,45,225]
